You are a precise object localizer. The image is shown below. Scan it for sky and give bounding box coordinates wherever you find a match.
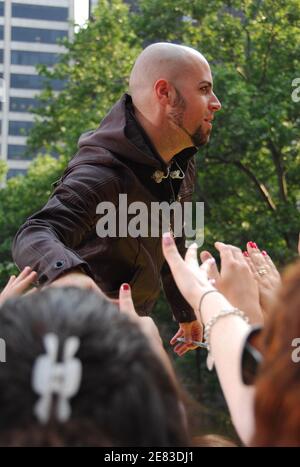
[74,0,89,27]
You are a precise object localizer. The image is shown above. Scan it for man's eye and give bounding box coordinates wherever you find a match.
[200,87,209,94]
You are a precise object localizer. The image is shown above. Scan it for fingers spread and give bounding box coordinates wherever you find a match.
[13,271,38,295]
[13,266,33,284]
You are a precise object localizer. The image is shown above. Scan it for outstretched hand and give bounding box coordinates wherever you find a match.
[118,283,162,346]
[50,270,119,305]
[170,320,203,357]
[162,232,217,356]
[0,266,37,306]
[162,233,215,313]
[244,242,281,316]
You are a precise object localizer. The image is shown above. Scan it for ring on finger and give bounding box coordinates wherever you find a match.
[257,268,267,276]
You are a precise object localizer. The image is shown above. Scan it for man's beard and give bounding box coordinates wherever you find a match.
[169,87,210,148]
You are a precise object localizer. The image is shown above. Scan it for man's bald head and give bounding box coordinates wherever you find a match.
[129,42,208,99]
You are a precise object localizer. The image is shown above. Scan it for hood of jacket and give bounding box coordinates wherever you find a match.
[74,93,197,172]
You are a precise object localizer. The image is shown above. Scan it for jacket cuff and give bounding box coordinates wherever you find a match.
[37,256,94,286]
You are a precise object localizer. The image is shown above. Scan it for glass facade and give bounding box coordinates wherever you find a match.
[10,97,39,112]
[8,120,34,136]
[12,3,68,22]
[10,73,65,91]
[12,27,68,44]
[0,49,3,63]
[0,2,4,17]
[7,144,33,160]
[11,50,60,67]
[0,25,3,40]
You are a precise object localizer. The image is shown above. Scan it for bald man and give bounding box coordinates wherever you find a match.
[12,43,221,355]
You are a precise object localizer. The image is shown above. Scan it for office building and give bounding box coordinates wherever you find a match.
[0,0,74,179]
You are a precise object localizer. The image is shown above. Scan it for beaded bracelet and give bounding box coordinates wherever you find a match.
[204,308,249,371]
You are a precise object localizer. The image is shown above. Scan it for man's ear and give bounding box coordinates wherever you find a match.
[154,79,171,105]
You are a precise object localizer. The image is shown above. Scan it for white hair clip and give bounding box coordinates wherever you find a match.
[32,333,82,424]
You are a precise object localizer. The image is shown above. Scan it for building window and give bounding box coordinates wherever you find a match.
[10,73,65,91]
[0,49,3,64]
[12,3,68,22]
[7,168,27,179]
[7,144,34,160]
[0,25,3,41]
[8,120,34,136]
[10,97,39,112]
[11,50,60,67]
[0,2,4,18]
[11,27,68,44]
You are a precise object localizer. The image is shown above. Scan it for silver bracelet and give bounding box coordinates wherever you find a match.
[198,289,221,320]
[204,308,249,371]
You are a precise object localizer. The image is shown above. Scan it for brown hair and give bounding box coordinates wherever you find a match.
[252,260,300,446]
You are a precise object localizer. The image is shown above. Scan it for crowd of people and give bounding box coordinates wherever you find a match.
[0,235,299,446]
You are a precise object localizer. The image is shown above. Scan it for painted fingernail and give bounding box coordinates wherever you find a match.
[163,232,173,245]
[248,241,257,248]
[243,251,249,257]
[261,250,268,256]
[207,257,215,264]
[121,283,130,291]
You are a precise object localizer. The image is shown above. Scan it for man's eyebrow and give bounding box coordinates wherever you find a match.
[198,81,212,87]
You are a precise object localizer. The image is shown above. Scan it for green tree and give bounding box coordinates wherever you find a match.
[133,0,300,262]
[0,155,64,287]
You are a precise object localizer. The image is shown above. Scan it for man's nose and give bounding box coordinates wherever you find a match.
[209,93,222,112]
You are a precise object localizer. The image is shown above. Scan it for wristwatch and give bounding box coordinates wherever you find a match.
[241,325,263,385]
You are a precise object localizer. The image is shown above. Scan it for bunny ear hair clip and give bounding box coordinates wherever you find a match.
[32,333,82,424]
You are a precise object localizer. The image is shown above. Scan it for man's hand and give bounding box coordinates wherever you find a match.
[50,270,104,295]
[0,266,37,306]
[170,320,203,356]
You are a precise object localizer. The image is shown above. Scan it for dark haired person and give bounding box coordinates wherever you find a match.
[0,286,189,447]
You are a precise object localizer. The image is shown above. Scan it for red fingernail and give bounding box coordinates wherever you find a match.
[248,241,257,248]
[243,251,249,257]
[122,283,130,291]
[261,250,268,256]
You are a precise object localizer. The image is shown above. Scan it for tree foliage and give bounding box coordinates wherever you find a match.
[133,0,300,261]
[1,0,299,277]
